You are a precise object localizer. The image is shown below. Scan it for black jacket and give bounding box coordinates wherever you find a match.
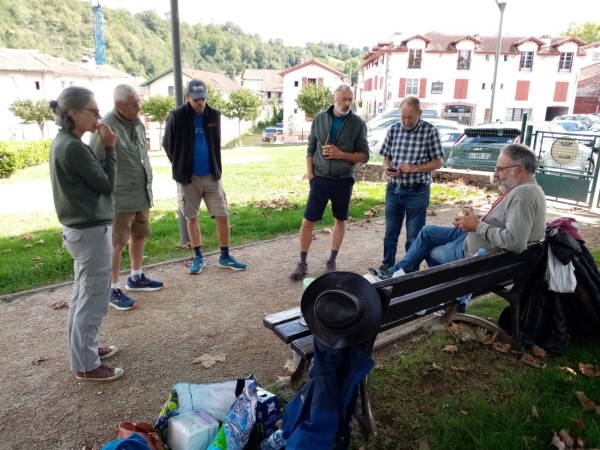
[162,102,222,184]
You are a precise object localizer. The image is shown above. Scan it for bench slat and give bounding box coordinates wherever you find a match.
[274,318,312,343]
[290,335,314,359]
[263,306,301,330]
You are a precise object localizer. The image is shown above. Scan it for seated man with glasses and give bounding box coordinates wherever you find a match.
[369,143,546,312]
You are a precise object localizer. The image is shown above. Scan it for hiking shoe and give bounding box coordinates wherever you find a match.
[125,273,163,292]
[218,255,247,271]
[109,289,136,311]
[367,267,391,280]
[188,256,205,274]
[98,345,118,360]
[290,262,308,281]
[325,259,337,273]
[76,364,124,382]
[379,263,391,272]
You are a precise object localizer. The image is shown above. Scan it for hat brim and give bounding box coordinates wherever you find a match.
[189,93,208,100]
[301,271,382,349]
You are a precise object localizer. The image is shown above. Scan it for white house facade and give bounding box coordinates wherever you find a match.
[279,60,347,138]
[359,32,587,126]
[0,49,134,141]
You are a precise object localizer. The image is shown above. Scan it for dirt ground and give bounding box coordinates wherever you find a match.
[1,197,599,450]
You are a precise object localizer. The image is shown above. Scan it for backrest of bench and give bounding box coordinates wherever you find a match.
[372,243,545,332]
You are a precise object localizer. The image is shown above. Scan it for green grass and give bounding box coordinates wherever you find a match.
[0,143,484,296]
[346,292,600,449]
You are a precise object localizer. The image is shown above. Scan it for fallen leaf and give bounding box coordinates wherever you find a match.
[192,353,226,368]
[560,366,578,376]
[550,432,566,450]
[431,362,444,371]
[482,331,498,346]
[24,243,32,249]
[417,436,431,450]
[35,239,45,245]
[572,417,584,430]
[51,300,69,309]
[284,359,296,373]
[558,429,575,448]
[20,233,33,240]
[442,345,458,355]
[579,363,600,377]
[575,391,597,412]
[531,405,539,418]
[532,345,547,358]
[519,353,547,369]
[492,342,511,354]
[32,356,48,365]
[321,228,332,234]
[0,248,12,255]
[276,376,290,382]
[32,256,42,260]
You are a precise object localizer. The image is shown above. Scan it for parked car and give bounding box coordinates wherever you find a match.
[552,114,600,129]
[553,120,589,132]
[275,123,284,134]
[262,127,277,142]
[439,130,464,166]
[446,124,521,171]
[366,107,438,129]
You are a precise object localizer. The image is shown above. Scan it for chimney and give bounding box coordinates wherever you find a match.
[540,35,551,49]
[392,32,402,47]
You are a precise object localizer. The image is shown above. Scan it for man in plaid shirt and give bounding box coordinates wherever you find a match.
[378,96,444,271]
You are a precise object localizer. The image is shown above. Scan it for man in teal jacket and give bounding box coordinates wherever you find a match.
[91,84,163,311]
[290,83,370,280]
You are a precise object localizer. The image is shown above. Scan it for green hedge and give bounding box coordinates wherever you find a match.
[0,139,51,178]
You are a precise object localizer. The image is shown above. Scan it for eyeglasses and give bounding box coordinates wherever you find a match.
[494,164,521,173]
[80,107,100,115]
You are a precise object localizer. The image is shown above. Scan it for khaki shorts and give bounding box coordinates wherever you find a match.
[112,210,151,244]
[177,175,229,220]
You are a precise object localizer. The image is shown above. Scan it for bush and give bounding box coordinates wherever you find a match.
[0,140,51,178]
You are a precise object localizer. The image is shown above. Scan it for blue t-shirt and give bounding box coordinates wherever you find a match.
[192,115,212,176]
[329,115,345,145]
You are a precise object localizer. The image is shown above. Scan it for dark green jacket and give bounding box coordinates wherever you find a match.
[307,106,370,179]
[49,129,116,228]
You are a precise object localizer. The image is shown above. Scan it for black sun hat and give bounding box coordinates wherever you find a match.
[301,272,382,349]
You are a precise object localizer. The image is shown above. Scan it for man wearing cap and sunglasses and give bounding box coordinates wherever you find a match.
[163,79,247,274]
[369,143,546,312]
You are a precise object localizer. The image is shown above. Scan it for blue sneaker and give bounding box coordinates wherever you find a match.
[125,273,163,292]
[188,256,205,274]
[218,255,247,271]
[109,289,136,311]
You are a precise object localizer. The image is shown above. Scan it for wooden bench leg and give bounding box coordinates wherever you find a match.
[353,375,377,440]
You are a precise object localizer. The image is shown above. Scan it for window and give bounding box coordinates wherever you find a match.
[406,78,419,95]
[504,55,508,61]
[294,81,299,87]
[482,83,486,89]
[519,51,534,71]
[485,55,490,61]
[168,86,175,96]
[35,81,40,90]
[559,52,573,72]
[457,50,471,70]
[408,49,422,69]
[506,108,532,122]
[307,78,317,85]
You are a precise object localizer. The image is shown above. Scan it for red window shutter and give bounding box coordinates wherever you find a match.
[453,79,468,99]
[553,82,569,102]
[318,78,323,86]
[515,80,530,101]
[302,77,308,87]
[398,78,406,97]
[380,76,383,90]
[419,78,427,98]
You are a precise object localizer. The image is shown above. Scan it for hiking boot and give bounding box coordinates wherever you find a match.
[379,263,391,272]
[125,273,163,292]
[99,345,118,360]
[76,364,124,382]
[188,256,205,274]
[367,267,391,280]
[109,289,136,311]
[325,259,337,273]
[290,262,308,281]
[218,255,247,271]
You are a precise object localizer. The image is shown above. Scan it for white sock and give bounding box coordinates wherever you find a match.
[111,282,120,290]
[392,268,406,278]
[131,268,143,280]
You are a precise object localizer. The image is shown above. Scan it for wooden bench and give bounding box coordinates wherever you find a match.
[263,242,546,439]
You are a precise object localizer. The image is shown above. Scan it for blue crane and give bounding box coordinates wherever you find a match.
[91,1,106,65]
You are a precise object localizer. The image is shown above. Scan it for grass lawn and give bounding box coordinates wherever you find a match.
[0,142,482,296]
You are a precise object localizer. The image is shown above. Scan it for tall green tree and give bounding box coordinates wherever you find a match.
[140,95,175,145]
[296,84,332,119]
[222,88,262,146]
[9,99,54,137]
[563,22,600,43]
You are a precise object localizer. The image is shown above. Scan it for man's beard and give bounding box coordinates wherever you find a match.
[497,174,518,193]
[402,120,419,131]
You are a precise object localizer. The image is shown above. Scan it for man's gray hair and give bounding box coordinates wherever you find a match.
[333,83,353,95]
[502,143,538,174]
[399,96,421,111]
[114,84,138,103]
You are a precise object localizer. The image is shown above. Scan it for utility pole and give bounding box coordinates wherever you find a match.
[489,0,507,123]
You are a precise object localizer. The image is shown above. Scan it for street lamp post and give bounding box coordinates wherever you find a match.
[489,0,507,123]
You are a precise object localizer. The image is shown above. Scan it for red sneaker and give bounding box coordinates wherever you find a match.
[98,345,118,360]
[76,364,124,382]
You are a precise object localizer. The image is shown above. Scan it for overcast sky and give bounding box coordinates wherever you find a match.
[95,0,594,48]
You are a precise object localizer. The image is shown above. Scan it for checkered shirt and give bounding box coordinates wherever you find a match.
[380,120,444,186]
